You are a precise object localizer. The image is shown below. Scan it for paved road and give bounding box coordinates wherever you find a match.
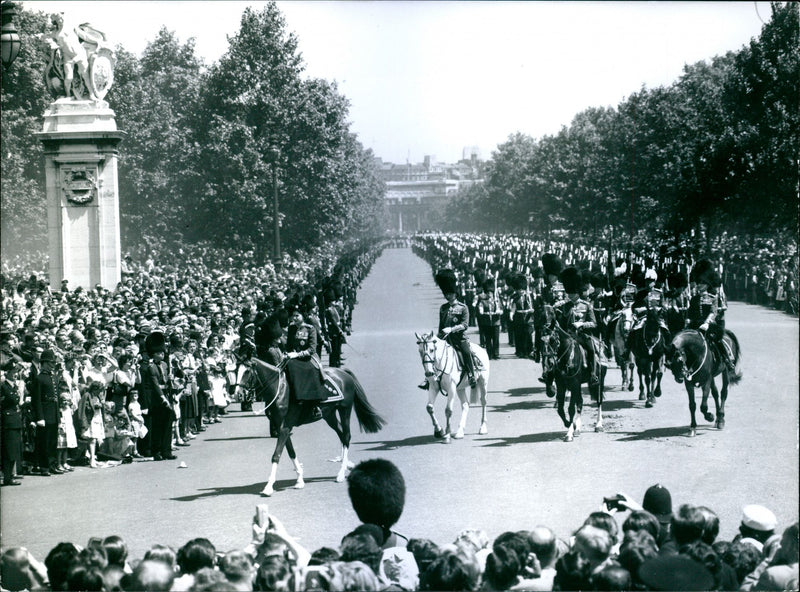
[2,247,798,561]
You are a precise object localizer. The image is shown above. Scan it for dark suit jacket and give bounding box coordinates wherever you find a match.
[1,380,23,430]
[31,370,59,425]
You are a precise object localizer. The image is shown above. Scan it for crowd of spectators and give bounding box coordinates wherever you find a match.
[1,459,797,591]
[0,239,385,482]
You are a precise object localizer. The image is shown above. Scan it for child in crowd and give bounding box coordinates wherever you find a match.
[56,388,77,472]
[127,391,145,458]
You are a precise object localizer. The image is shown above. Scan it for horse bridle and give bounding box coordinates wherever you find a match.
[672,330,708,385]
[241,359,286,410]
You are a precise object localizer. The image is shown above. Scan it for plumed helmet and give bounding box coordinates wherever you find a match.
[631,268,646,289]
[145,331,166,355]
[590,271,608,291]
[347,459,406,528]
[560,267,582,295]
[541,253,563,278]
[434,269,458,296]
[579,269,593,291]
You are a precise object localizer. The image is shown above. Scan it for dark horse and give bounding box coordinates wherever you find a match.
[541,316,607,442]
[238,358,386,496]
[666,329,742,437]
[630,309,667,408]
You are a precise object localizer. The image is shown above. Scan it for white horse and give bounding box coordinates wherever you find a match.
[415,332,490,441]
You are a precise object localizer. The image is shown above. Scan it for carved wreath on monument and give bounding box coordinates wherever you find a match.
[41,12,115,101]
[62,167,98,205]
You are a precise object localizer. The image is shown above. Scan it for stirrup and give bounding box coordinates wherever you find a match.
[417,380,429,390]
[468,374,477,387]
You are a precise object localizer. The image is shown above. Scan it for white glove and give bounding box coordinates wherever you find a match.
[699,323,709,331]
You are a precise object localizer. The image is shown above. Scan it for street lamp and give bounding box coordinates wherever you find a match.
[267,143,282,268]
[1,1,21,69]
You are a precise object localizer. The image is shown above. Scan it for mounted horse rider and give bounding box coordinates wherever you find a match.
[535,253,565,382]
[418,269,477,389]
[555,267,601,386]
[285,307,327,421]
[664,270,690,334]
[687,260,737,376]
[630,265,670,346]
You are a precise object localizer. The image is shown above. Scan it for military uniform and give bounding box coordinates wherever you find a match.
[31,356,59,473]
[476,285,501,360]
[142,333,176,461]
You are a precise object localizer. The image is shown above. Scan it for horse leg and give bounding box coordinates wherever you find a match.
[565,384,578,442]
[426,390,444,440]
[627,360,634,391]
[595,370,605,432]
[686,383,698,437]
[717,372,728,429]
[637,362,646,401]
[478,382,488,435]
[443,387,455,443]
[699,381,714,423]
[556,380,569,429]
[654,356,664,398]
[452,388,468,439]
[262,404,302,496]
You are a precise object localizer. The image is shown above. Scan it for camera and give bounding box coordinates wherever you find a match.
[603,494,626,511]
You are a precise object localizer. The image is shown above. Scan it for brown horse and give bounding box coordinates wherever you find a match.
[238,358,385,496]
[666,329,742,436]
[630,309,667,408]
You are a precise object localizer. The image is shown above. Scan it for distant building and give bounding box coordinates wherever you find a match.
[376,150,485,232]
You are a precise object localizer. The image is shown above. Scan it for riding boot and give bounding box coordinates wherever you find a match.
[417,379,429,390]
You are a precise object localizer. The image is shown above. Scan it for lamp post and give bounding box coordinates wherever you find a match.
[267,143,282,268]
[1,1,21,70]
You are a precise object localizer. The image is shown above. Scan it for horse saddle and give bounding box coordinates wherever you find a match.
[285,358,341,402]
[587,335,612,368]
[320,370,344,403]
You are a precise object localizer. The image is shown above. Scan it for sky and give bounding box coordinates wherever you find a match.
[23,1,772,164]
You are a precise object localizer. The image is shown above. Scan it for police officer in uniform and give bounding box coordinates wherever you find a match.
[142,332,176,461]
[31,349,60,475]
[418,269,477,389]
[556,267,600,386]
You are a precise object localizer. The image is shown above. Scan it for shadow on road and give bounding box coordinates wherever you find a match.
[361,434,453,451]
[506,386,548,397]
[598,399,640,411]
[203,435,270,442]
[170,477,332,501]
[477,431,567,447]
[614,426,694,441]
[490,400,558,413]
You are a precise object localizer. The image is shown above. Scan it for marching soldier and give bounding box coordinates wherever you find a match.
[476,279,501,360]
[510,273,535,358]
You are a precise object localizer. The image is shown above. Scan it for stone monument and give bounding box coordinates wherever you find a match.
[36,11,124,290]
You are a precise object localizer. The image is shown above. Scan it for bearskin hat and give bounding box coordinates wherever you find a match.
[532,266,544,279]
[508,272,526,291]
[691,259,716,286]
[560,267,582,295]
[263,314,283,342]
[473,269,486,287]
[703,270,722,289]
[541,253,563,278]
[591,271,608,291]
[300,293,316,311]
[435,269,458,295]
[482,279,496,292]
[668,271,688,291]
[347,459,405,529]
[169,333,183,349]
[145,331,166,355]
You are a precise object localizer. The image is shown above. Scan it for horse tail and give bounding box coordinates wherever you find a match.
[725,330,743,385]
[344,369,386,433]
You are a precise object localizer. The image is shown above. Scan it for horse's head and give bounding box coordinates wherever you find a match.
[666,340,686,383]
[415,331,438,377]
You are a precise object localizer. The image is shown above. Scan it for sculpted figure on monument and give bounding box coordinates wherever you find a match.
[41,12,115,101]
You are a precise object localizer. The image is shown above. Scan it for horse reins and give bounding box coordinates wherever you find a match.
[244,360,285,411]
[682,331,708,385]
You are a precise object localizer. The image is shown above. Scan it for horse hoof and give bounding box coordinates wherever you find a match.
[564,434,573,442]
[452,429,464,439]
[479,423,488,435]
[704,412,715,423]
[638,391,645,400]
[260,486,274,497]
[434,429,444,439]
[716,419,725,430]
[628,384,634,392]
[443,434,451,444]
[655,388,662,398]
[335,473,346,483]
[645,398,654,408]
[595,424,604,432]
[294,480,305,490]
[689,428,697,437]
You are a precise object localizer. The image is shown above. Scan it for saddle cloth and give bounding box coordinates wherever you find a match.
[285,359,343,402]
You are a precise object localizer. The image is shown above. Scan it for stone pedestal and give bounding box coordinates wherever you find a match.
[37,99,125,291]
